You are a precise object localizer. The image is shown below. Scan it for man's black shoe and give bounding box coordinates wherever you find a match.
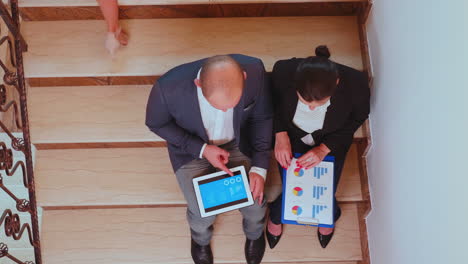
[245,233,266,264]
[191,239,213,264]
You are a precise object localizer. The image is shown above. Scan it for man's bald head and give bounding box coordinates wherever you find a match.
[196,55,246,111]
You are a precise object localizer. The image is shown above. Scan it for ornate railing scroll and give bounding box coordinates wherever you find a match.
[0,0,41,264]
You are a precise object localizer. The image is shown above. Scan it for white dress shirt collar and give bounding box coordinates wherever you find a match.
[196,68,267,179]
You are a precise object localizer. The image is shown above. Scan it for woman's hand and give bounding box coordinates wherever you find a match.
[297,144,331,169]
[275,132,293,168]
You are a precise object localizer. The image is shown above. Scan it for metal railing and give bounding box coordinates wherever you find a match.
[0,0,42,263]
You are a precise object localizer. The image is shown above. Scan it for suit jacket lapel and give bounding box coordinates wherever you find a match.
[322,76,346,132]
[190,81,209,142]
[233,90,246,140]
[285,88,299,124]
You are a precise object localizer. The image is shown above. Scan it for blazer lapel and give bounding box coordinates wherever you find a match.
[233,91,246,140]
[285,88,299,123]
[189,81,209,142]
[322,77,347,132]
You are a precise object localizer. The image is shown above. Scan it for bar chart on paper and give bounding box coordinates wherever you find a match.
[282,156,335,227]
[312,204,328,219]
[313,186,328,200]
[314,167,328,179]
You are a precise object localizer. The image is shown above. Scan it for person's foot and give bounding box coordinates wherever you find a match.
[317,207,341,248]
[266,219,282,249]
[318,226,334,235]
[245,233,266,264]
[115,27,128,46]
[105,26,128,55]
[191,239,213,264]
[317,227,335,248]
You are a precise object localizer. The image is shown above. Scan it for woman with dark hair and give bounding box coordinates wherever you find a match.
[266,46,370,249]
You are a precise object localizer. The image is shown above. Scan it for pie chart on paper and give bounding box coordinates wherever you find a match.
[292,206,303,216]
[292,187,303,197]
[294,168,304,177]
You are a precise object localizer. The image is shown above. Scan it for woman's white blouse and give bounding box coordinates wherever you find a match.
[292,99,330,146]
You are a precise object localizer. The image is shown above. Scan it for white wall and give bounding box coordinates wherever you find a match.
[366,0,468,263]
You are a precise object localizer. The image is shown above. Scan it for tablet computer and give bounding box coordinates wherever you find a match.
[193,165,254,218]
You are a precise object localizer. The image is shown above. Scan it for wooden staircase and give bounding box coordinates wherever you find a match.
[18,0,372,263]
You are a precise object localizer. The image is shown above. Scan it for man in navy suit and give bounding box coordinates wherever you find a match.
[146,54,273,264]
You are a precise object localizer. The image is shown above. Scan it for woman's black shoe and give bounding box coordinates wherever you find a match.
[266,226,282,249]
[317,228,335,248]
[317,207,342,249]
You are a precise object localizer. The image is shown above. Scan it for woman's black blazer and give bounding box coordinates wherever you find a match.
[271,58,370,156]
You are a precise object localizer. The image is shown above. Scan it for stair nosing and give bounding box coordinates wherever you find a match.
[19,0,366,8]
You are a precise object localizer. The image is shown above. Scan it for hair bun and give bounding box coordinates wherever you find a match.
[315,45,331,59]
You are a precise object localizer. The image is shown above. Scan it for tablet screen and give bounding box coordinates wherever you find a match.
[198,174,249,212]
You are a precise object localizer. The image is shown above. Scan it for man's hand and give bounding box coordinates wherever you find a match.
[297,144,331,169]
[249,172,265,205]
[203,145,233,176]
[275,132,293,169]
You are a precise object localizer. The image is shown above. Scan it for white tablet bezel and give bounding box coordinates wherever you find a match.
[192,165,254,218]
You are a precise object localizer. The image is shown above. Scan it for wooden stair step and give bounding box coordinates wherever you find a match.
[19,0,364,7]
[19,1,365,21]
[29,85,157,144]
[41,204,362,263]
[23,17,363,78]
[35,143,362,207]
[28,85,365,145]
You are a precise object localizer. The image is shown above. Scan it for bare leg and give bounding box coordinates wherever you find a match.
[97,0,128,54]
[97,0,119,32]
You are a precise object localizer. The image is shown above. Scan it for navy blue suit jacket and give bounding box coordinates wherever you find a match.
[145,54,273,172]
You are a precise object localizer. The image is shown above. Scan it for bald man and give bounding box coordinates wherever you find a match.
[145,55,273,264]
